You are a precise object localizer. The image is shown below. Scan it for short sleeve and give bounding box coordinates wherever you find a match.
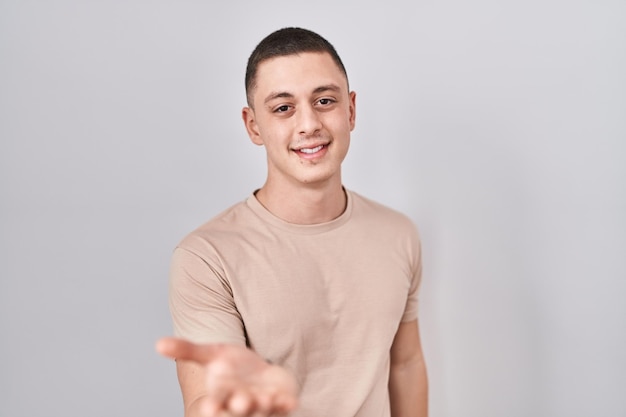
[401,222,422,322]
[169,246,246,345]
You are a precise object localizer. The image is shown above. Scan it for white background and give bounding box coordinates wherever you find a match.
[1,1,624,416]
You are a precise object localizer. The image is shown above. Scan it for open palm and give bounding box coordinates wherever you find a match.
[157,338,299,416]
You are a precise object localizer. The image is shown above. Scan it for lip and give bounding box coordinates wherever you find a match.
[292,142,329,160]
[291,141,329,152]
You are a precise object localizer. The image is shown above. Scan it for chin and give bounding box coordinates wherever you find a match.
[297,171,338,186]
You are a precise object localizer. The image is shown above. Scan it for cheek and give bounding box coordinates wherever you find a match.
[323,111,352,135]
[259,127,294,154]
[328,114,353,136]
[260,115,293,134]
[338,106,355,130]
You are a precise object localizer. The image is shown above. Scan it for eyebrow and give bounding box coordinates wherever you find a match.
[264,91,294,104]
[312,84,341,94]
[263,84,342,105]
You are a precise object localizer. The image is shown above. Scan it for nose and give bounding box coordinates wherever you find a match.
[297,104,322,136]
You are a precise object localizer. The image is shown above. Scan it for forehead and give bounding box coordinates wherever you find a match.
[252,52,348,102]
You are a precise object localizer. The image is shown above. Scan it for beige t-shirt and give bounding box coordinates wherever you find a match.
[169,189,422,417]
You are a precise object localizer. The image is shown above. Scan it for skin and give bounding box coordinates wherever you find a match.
[156,51,428,417]
[389,320,429,417]
[242,52,356,224]
[156,338,298,417]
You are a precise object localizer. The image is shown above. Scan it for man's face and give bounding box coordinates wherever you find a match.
[242,52,356,189]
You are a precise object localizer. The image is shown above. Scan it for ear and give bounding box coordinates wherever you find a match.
[242,107,263,146]
[348,91,357,131]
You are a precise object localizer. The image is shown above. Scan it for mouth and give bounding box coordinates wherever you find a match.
[298,145,325,154]
[292,142,329,158]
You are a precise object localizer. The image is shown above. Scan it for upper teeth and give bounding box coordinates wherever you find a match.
[300,145,323,154]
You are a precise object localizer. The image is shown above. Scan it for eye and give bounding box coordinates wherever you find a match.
[274,105,291,113]
[317,98,335,106]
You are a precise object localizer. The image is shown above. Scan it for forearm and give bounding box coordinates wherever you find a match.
[176,360,211,417]
[389,355,428,417]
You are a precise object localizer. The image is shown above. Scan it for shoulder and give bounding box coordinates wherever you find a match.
[176,197,255,256]
[347,190,421,252]
[346,189,422,272]
[348,190,417,230]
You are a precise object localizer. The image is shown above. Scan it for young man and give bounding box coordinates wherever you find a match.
[157,27,428,417]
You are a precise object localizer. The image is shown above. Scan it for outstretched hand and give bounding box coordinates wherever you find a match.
[156,338,299,417]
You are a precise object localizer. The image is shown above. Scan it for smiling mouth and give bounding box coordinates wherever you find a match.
[299,145,324,154]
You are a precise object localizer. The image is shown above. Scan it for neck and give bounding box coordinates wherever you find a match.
[255,179,347,225]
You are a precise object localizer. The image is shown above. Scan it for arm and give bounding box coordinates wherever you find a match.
[388,319,428,417]
[157,338,299,417]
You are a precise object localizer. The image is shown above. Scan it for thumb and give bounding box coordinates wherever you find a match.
[155,337,218,363]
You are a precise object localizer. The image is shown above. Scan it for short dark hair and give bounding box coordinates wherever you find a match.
[245,27,349,107]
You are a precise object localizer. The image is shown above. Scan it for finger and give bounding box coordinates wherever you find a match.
[155,337,196,360]
[204,366,239,414]
[251,389,274,413]
[249,412,271,417]
[250,388,293,416]
[155,337,219,363]
[196,396,222,417]
[188,383,232,417]
[227,390,254,416]
[227,389,280,417]
[272,393,298,414]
